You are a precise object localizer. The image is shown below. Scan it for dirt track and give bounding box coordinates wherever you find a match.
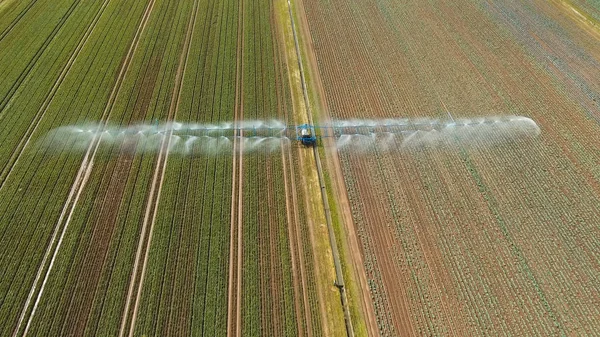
[226,0,244,333]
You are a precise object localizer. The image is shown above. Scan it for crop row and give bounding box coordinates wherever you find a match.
[131,0,324,335]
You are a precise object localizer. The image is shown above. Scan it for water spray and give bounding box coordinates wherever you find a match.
[39,116,540,155]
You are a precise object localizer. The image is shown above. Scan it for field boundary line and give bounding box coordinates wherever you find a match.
[119,0,201,334]
[0,0,113,191]
[12,0,159,334]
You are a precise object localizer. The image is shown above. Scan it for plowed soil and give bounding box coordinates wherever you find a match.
[301,0,600,335]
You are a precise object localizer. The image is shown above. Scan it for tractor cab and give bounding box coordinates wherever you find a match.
[297,124,317,146]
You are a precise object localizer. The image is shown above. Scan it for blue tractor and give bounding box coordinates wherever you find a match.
[296,124,317,146]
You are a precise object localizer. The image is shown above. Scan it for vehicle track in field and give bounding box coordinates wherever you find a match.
[11,0,159,334]
[234,48,245,337]
[274,1,337,331]
[227,0,244,334]
[151,0,217,333]
[0,0,112,191]
[60,144,134,336]
[118,0,200,335]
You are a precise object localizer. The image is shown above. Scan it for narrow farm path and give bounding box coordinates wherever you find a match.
[284,0,377,335]
[227,0,244,334]
[276,43,308,335]
[272,0,360,335]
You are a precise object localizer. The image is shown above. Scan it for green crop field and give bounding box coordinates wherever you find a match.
[0,0,341,336]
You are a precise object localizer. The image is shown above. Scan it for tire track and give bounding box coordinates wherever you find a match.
[235,57,245,337]
[227,0,244,334]
[0,0,113,191]
[118,0,200,334]
[11,0,159,334]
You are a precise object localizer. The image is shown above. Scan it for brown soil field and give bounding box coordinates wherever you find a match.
[301,0,600,335]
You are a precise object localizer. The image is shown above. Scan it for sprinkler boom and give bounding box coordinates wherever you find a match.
[40,116,540,155]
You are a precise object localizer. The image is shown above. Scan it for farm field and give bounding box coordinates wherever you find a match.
[0,0,343,336]
[299,0,600,335]
[3,0,600,335]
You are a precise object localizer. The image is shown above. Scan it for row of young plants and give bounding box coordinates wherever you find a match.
[0,0,116,185]
[0,0,81,111]
[427,2,600,332]
[0,0,328,335]
[406,1,600,334]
